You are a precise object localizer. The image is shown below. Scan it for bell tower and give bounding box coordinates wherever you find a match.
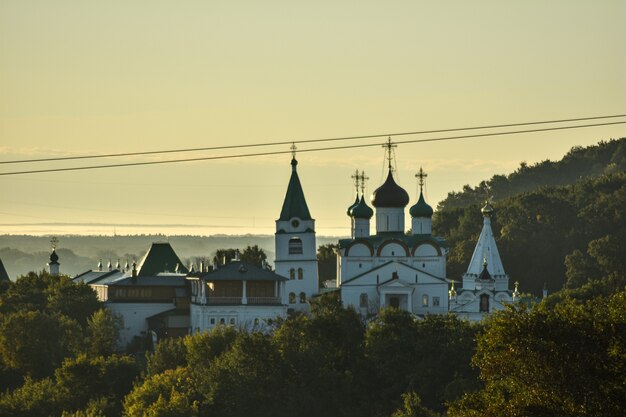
[274,145,319,311]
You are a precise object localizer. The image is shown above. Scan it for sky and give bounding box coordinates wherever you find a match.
[1,1,625,237]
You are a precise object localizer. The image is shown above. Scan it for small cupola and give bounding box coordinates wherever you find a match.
[409,192,433,218]
[352,196,374,219]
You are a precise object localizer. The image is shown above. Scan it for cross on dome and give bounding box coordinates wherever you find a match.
[351,169,360,195]
[50,236,59,250]
[382,137,397,172]
[358,170,369,195]
[290,142,297,159]
[415,167,428,192]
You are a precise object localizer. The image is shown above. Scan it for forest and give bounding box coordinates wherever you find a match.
[0,138,624,416]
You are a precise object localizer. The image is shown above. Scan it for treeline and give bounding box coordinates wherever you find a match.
[438,138,625,210]
[0,235,340,279]
[1,270,624,416]
[434,140,626,294]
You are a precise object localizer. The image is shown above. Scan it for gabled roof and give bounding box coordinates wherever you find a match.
[0,258,9,281]
[73,269,124,285]
[137,242,188,277]
[341,260,446,286]
[110,274,187,287]
[278,158,312,221]
[192,261,288,282]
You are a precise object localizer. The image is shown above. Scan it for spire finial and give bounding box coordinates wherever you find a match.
[50,236,59,250]
[415,167,427,193]
[382,137,397,172]
[351,169,360,195]
[290,142,297,160]
[358,170,369,196]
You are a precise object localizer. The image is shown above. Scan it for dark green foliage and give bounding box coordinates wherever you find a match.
[435,171,626,294]
[317,243,338,283]
[364,309,479,415]
[438,138,626,210]
[449,290,626,417]
[0,310,83,378]
[241,244,269,268]
[145,337,187,377]
[87,309,124,357]
[0,354,139,417]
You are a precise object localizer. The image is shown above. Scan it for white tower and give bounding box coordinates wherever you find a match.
[275,151,319,311]
[410,167,433,235]
[47,237,60,277]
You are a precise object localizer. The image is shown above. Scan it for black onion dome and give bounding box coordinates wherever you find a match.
[371,170,409,208]
[49,249,59,264]
[347,195,359,216]
[409,191,433,218]
[352,196,374,219]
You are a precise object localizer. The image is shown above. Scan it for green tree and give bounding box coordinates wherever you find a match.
[0,310,83,378]
[317,243,337,284]
[146,337,187,377]
[391,392,438,417]
[241,245,269,268]
[449,291,626,417]
[87,309,123,356]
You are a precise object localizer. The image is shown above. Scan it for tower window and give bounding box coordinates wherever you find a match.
[422,294,429,307]
[288,238,303,254]
[289,268,295,280]
[299,292,306,303]
[297,268,303,280]
[359,293,369,308]
[480,294,490,312]
[289,292,296,304]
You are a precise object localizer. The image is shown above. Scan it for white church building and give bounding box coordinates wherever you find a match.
[449,201,519,320]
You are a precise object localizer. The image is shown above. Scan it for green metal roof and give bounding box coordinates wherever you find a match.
[409,191,434,218]
[279,158,312,221]
[338,233,447,250]
[0,258,9,281]
[352,196,374,219]
[137,242,189,277]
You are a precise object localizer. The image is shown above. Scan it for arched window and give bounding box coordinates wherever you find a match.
[299,292,306,303]
[297,268,303,280]
[480,294,490,312]
[289,268,295,280]
[422,294,429,307]
[289,292,296,304]
[359,293,369,308]
[289,238,303,254]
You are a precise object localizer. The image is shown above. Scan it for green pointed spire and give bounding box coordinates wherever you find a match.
[279,158,312,221]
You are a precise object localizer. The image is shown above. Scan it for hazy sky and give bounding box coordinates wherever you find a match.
[1,1,625,237]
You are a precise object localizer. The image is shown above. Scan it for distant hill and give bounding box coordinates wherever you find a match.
[433,138,626,295]
[0,234,341,279]
[438,138,626,211]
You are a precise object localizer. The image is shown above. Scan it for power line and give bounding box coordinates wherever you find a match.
[0,120,624,176]
[1,113,625,165]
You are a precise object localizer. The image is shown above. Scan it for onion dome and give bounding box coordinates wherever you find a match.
[352,196,374,219]
[347,195,359,216]
[410,191,433,218]
[371,170,409,208]
[49,249,59,264]
[481,201,494,217]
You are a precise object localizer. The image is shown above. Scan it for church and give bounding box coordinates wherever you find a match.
[53,142,519,348]
[336,142,451,317]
